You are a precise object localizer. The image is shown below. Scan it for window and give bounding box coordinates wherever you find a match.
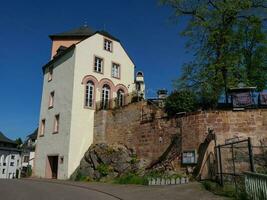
[48,66,53,81]
[117,89,125,107]
[94,57,103,73]
[112,63,120,79]
[23,156,29,163]
[49,91,55,108]
[101,84,110,109]
[104,39,112,52]
[10,162,14,166]
[11,155,15,160]
[53,114,60,133]
[85,81,94,108]
[2,169,5,174]
[40,119,45,136]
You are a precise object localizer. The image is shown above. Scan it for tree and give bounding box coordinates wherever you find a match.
[165,90,198,116]
[15,138,23,148]
[162,0,267,107]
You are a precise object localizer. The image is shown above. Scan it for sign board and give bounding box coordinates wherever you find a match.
[182,150,197,164]
[232,92,253,108]
[259,93,267,105]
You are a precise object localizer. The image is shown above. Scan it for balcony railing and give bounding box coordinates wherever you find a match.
[95,91,142,111]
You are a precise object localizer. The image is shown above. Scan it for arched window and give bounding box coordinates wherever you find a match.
[85,81,94,108]
[101,84,110,109]
[117,89,125,107]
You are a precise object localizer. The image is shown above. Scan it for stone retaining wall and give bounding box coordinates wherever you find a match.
[180,109,267,151]
[94,101,267,176]
[94,101,179,162]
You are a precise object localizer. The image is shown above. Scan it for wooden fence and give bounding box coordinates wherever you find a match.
[244,172,267,200]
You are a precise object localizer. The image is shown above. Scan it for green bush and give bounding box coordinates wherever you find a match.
[97,164,110,177]
[165,90,198,116]
[75,171,89,181]
[114,173,148,185]
[26,167,32,177]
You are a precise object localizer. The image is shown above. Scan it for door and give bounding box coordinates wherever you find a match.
[47,156,58,179]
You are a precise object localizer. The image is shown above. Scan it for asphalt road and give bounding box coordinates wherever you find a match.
[0,179,119,200]
[0,179,227,200]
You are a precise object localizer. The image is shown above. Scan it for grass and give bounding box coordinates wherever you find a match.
[114,173,149,185]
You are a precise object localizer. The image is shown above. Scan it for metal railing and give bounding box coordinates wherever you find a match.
[244,172,267,200]
[95,91,142,111]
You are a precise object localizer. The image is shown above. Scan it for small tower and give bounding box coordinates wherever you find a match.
[135,71,145,99]
[157,89,168,99]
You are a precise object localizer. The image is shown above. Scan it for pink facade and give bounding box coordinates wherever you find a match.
[51,39,81,59]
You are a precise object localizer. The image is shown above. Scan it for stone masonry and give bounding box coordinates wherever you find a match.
[180,109,267,151]
[94,101,267,176]
[94,101,179,163]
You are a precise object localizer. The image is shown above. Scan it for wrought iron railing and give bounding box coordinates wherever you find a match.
[244,172,267,199]
[95,91,142,111]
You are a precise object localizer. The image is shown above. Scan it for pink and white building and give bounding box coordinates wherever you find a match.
[34,25,145,179]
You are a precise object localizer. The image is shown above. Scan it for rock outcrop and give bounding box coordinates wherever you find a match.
[71,143,148,181]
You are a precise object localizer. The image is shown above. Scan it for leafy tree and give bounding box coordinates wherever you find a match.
[15,138,23,148]
[165,90,198,116]
[162,0,267,107]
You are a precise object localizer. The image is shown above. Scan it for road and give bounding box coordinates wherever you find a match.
[0,179,227,200]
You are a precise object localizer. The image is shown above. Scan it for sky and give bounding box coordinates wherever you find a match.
[0,0,192,140]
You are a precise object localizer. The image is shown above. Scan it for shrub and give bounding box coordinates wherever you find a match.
[114,173,148,185]
[165,90,198,116]
[75,171,89,181]
[97,164,110,177]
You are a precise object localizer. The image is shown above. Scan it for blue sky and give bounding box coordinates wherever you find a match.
[0,0,191,140]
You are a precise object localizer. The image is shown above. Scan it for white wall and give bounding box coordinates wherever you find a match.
[35,32,136,179]
[67,33,135,177]
[22,151,35,168]
[34,49,76,179]
[0,151,21,179]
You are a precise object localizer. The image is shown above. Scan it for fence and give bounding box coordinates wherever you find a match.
[218,92,267,110]
[95,91,142,111]
[215,137,267,197]
[216,138,254,188]
[244,172,267,200]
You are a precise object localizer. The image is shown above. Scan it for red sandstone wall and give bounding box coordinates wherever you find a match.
[181,109,267,151]
[94,102,179,162]
[94,102,267,176]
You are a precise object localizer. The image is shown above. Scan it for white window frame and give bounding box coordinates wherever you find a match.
[117,89,125,107]
[94,56,103,73]
[101,85,110,109]
[104,39,112,52]
[85,81,94,108]
[112,63,120,79]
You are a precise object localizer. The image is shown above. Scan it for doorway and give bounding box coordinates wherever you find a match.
[46,156,58,179]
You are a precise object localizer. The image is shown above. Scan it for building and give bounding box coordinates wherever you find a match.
[34,25,145,179]
[21,129,37,177]
[0,132,21,179]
